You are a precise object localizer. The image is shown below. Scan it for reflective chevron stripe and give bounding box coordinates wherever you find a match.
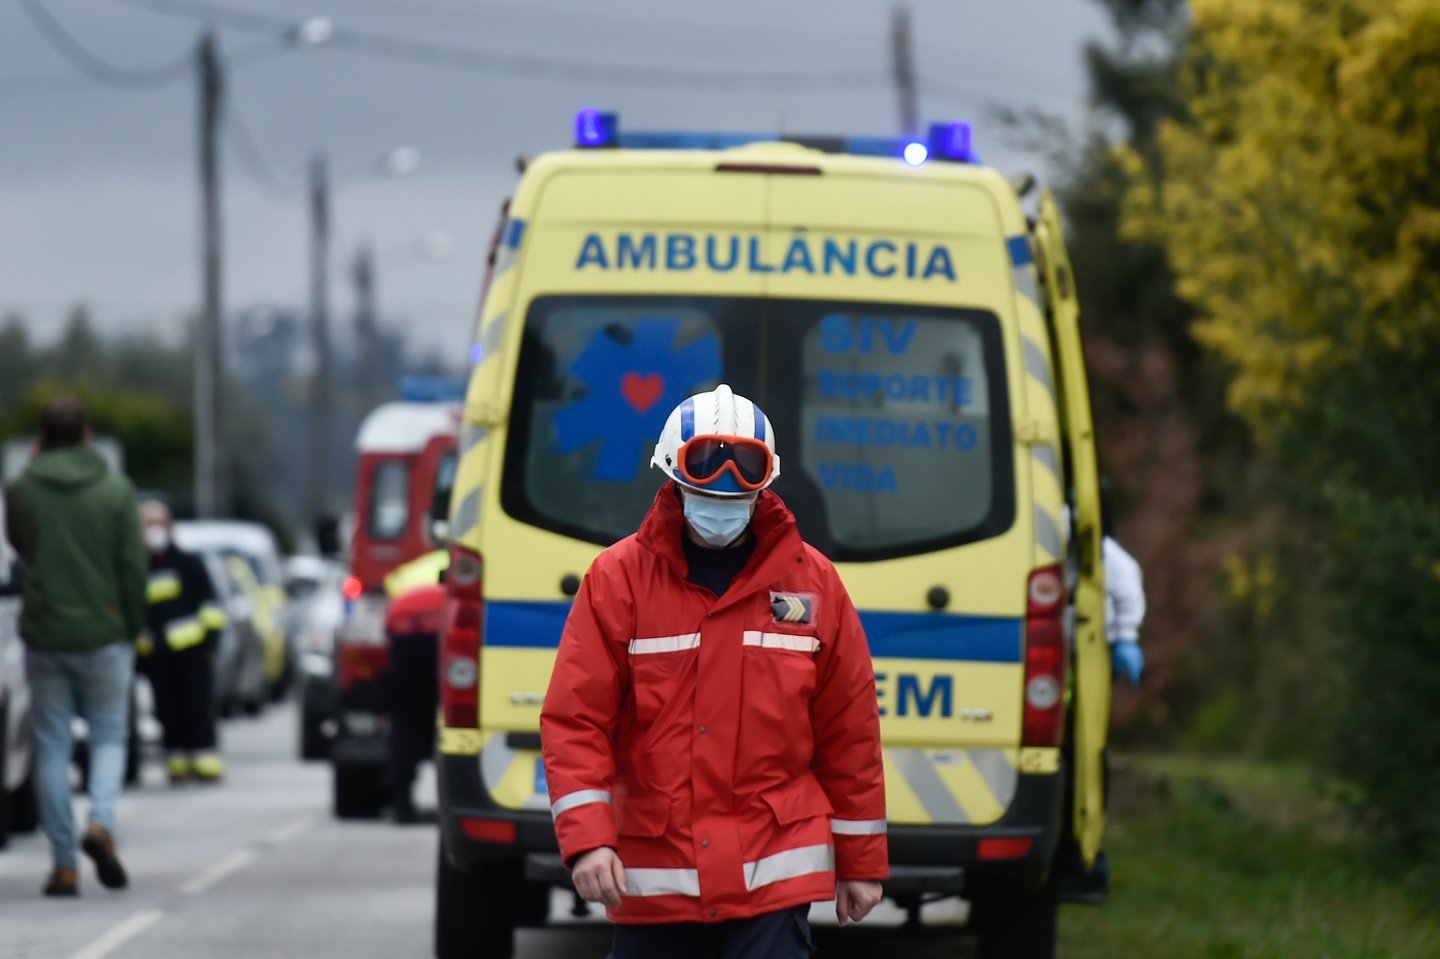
[883,747,1025,826]
[742,631,819,653]
[628,633,701,655]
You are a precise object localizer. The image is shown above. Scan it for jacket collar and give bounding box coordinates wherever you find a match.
[636,481,807,610]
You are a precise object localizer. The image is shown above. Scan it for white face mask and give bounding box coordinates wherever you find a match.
[144,526,171,554]
[682,492,756,548]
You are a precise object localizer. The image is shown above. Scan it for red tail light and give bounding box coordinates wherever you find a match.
[440,545,483,728]
[1022,565,1066,747]
[336,593,389,692]
[977,836,1034,860]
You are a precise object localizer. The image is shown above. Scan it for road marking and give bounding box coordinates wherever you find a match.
[178,848,260,895]
[67,909,164,959]
[262,814,315,845]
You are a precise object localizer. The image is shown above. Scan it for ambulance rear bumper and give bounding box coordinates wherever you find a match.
[440,752,1063,889]
[886,770,1065,891]
[437,751,558,872]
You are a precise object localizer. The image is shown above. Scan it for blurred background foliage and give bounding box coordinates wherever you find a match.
[1045,0,1440,867]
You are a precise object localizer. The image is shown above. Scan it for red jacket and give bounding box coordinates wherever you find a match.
[541,483,887,925]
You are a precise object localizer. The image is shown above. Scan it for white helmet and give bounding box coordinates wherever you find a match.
[650,384,781,497]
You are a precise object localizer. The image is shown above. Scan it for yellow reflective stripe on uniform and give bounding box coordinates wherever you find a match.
[165,617,206,650]
[147,572,182,604]
[198,603,228,630]
[135,634,155,657]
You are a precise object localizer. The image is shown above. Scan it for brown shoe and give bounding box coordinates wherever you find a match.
[43,867,79,897]
[81,825,129,890]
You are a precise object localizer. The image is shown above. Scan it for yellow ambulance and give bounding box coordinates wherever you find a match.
[433,111,1108,959]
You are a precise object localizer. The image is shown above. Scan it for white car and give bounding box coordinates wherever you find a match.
[175,521,294,701]
[284,556,347,760]
[0,495,38,846]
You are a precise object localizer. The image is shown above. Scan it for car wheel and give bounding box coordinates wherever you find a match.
[434,847,527,959]
[332,761,386,819]
[970,871,1060,959]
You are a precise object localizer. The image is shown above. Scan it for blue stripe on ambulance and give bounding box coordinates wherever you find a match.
[483,600,1028,826]
[484,600,1020,662]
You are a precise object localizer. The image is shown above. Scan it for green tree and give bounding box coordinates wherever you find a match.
[1126,0,1440,855]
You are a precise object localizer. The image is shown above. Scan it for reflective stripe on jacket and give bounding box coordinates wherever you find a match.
[541,483,888,925]
[143,546,223,657]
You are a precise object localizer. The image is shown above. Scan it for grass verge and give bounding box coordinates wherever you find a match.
[1060,755,1440,959]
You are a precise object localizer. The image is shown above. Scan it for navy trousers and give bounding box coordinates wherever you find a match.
[609,905,813,959]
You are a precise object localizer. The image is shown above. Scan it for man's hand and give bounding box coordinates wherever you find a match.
[571,846,628,907]
[835,880,883,926]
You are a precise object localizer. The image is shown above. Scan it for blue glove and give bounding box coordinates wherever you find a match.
[1111,641,1143,685]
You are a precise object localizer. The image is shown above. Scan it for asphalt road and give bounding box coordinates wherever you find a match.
[0,703,976,958]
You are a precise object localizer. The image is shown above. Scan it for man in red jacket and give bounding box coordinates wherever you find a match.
[541,384,886,958]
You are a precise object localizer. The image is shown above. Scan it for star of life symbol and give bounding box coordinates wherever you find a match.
[552,318,721,482]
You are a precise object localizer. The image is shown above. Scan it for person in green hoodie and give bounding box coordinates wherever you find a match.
[3,398,146,897]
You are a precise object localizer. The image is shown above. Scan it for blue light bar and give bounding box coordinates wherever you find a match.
[572,110,978,163]
[928,121,977,163]
[400,376,466,403]
[620,131,780,150]
[575,109,618,148]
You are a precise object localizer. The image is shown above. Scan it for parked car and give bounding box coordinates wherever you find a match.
[0,498,38,846]
[174,521,292,702]
[189,546,270,718]
[284,556,346,760]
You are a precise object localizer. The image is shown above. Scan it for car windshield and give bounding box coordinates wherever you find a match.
[502,295,1013,560]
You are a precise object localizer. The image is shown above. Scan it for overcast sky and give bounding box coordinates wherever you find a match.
[1,0,1113,363]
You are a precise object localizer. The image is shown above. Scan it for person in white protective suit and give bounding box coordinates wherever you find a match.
[1103,534,1145,686]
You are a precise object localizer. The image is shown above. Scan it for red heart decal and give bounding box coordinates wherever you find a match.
[621,372,665,413]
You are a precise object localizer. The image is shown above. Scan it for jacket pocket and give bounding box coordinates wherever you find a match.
[761,775,833,826]
[616,792,672,837]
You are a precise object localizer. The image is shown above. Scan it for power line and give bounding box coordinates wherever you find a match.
[102,0,889,92]
[223,85,301,199]
[18,0,195,90]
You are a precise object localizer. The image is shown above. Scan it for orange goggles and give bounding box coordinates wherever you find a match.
[676,434,773,493]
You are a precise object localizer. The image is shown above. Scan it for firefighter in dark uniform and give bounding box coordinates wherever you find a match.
[138,501,227,784]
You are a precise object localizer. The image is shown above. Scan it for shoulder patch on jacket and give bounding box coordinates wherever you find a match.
[770,591,816,625]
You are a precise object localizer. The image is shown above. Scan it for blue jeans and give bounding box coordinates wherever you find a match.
[26,642,134,869]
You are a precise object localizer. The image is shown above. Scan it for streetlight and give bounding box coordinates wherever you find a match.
[293,17,334,49]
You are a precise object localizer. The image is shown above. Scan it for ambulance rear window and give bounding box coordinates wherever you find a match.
[502,296,1013,559]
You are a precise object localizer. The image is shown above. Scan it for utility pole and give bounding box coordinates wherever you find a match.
[195,31,224,518]
[309,153,331,529]
[890,2,919,138]
[352,242,381,414]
